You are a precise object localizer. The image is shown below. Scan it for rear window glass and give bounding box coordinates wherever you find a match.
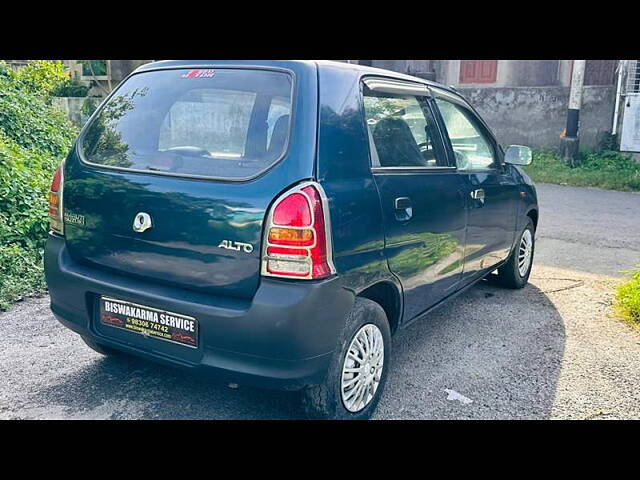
[81,68,294,179]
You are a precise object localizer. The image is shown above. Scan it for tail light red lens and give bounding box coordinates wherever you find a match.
[48,165,64,235]
[262,182,335,280]
[272,193,312,226]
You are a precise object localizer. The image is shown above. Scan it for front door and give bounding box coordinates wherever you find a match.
[433,92,517,281]
[363,80,467,322]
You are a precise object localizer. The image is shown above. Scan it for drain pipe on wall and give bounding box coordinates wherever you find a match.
[612,60,626,137]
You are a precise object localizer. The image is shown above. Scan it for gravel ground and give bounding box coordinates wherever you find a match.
[1,183,639,420]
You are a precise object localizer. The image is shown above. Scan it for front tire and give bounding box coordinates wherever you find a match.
[496,218,535,289]
[301,298,391,420]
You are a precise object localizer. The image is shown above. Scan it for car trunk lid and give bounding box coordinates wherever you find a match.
[61,63,317,299]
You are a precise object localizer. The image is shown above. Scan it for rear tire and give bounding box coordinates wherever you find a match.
[496,218,535,289]
[301,297,391,420]
[81,336,122,357]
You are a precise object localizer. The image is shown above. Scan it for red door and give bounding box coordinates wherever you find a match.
[459,60,498,84]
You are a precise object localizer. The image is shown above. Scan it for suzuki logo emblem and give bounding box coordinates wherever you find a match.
[133,212,152,233]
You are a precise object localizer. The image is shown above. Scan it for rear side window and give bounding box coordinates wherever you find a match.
[81,68,293,179]
[363,88,448,168]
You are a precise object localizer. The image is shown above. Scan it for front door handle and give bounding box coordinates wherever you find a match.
[470,189,485,204]
[394,197,412,221]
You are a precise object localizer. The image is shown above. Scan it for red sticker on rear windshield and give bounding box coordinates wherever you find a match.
[181,69,215,79]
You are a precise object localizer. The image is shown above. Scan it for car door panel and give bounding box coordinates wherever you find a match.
[374,172,467,320]
[432,92,518,282]
[462,171,517,278]
[362,80,468,322]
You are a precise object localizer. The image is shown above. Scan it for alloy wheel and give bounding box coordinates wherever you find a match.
[518,229,533,277]
[340,323,385,413]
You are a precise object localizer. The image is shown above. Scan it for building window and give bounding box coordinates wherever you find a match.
[459,60,498,84]
[80,60,108,78]
[627,60,640,93]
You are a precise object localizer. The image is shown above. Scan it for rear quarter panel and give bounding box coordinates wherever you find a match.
[315,63,398,295]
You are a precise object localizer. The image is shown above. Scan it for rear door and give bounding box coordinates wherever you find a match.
[432,90,518,281]
[363,78,467,322]
[62,64,317,300]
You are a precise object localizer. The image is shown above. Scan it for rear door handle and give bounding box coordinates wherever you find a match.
[395,197,412,210]
[394,197,412,221]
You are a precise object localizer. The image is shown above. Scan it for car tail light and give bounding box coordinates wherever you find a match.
[48,164,64,235]
[261,182,335,280]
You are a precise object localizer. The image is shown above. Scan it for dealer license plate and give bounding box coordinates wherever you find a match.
[99,296,198,348]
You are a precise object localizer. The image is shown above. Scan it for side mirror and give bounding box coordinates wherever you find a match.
[504,145,532,166]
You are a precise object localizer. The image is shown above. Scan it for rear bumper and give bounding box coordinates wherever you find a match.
[44,234,354,390]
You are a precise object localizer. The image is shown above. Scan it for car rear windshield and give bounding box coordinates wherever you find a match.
[81,68,294,179]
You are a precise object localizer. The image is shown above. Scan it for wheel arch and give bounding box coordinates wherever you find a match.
[526,207,539,231]
[357,280,402,335]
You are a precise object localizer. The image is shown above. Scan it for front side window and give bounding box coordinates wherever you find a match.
[435,98,496,171]
[363,88,448,168]
[81,68,293,179]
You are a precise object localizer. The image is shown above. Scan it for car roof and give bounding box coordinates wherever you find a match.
[313,60,458,93]
[134,60,460,96]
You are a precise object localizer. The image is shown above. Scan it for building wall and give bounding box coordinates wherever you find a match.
[436,60,567,87]
[356,60,615,88]
[52,97,92,127]
[9,60,615,150]
[109,60,154,83]
[458,85,615,149]
[60,60,154,97]
[366,60,436,80]
[349,59,615,149]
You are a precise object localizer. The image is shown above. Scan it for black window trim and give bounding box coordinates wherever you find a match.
[360,75,457,174]
[75,65,298,183]
[430,86,505,173]
[362,77,430,97]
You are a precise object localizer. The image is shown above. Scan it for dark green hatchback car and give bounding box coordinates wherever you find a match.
[45,60,538,419]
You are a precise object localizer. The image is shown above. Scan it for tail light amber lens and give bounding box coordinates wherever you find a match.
[268,227,314,246]
[49,165,64,235]
[261,182,335,279]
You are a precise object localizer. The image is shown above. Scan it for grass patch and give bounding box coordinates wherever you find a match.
[523,150,640,192]
[615,265,640,329]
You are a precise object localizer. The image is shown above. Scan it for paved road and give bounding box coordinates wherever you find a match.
[1,183,640,419]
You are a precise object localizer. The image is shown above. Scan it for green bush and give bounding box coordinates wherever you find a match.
[524,149,640,192]
[11,60,69,99]
[0,64,76,156]
[52,78,91,98]
[0,244,46,310]
[81,96,99,117]
[615,265,640,326]
[0,61,78,310]
[0,133,56,250]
